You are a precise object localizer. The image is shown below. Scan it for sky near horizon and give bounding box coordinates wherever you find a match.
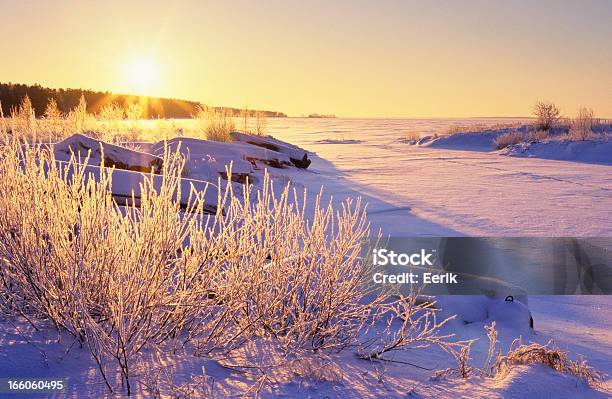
[0,0,611,117]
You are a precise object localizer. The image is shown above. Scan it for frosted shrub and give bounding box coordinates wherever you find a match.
[97,102,125,141]
[254,110,267,135]
[442,123,521,136]
[0,134,379,394]
[361,294,470,362]
[207,179,382,352]
[41,98,67,142]
[239,108,267,136]
[533,101,561,131]
[569,107,594,141]
[67,95,94,133]
[3,96,38,141]
[404,131,420,143]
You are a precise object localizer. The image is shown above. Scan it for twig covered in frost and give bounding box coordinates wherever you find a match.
[360,293,470,362]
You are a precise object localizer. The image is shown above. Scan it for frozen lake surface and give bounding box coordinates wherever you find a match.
[253,117,612,237]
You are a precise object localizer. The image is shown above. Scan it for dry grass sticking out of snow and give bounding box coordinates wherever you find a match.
[193,105,235,142]
[433,322,604,390]
[441,123,523,136]
[494,131,525,149]
[491,338,603,387]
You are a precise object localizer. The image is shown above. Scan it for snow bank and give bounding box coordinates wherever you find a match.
[420,129,514,152]
[54,133,163,173]
[502,139,612,165]
[415,126,612,166]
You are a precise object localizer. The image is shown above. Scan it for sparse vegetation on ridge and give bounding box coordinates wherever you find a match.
[495,131,525,149]
[569,106,595,141]
[433,102,611,152]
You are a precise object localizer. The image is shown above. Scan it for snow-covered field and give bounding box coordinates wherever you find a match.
[1,118,611,398]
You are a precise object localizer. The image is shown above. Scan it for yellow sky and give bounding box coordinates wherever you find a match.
[1,1,610,117]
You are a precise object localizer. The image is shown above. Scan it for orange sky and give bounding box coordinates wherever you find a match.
[1,1,610,117]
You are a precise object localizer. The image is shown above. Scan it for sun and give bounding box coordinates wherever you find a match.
[124,57,159,95]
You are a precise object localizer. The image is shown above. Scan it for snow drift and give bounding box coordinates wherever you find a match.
[502,139,612,165]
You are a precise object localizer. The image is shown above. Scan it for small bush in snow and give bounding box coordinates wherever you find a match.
[41,98,67,142]
[495,131,524,149]
[533,101,561,131]
[569,107,594,141]
[66,95,96,133]
[194,105,235,142]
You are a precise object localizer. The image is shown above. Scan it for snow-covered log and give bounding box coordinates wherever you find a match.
[152,137,292,175]
[54,133,163,173]
[230,131,311,168]
[55,161,219,214]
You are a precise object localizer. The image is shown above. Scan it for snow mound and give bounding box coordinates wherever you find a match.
[54,133,163,173]
[486,298,532,329]
[502,139,612,165]
[437,296,532,330]
[488,364,606,399]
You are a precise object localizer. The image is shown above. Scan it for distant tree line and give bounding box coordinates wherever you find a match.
[0,82,287,119]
